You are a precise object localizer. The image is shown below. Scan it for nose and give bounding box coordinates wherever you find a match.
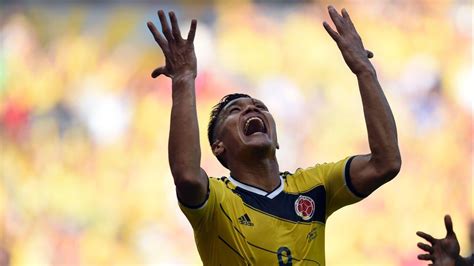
[242,104,260,115]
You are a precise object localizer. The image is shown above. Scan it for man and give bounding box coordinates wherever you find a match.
[147,5,401,265]
[417,215,473,266]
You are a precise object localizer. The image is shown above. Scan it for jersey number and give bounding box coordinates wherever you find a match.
[277,246,292,266]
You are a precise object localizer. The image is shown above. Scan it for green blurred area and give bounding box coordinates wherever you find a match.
[0,1,472,265]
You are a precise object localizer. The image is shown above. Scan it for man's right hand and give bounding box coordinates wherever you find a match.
[147,10,197,79]
[148,10,208,208]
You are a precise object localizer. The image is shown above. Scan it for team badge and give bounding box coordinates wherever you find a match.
[294,195,315,221]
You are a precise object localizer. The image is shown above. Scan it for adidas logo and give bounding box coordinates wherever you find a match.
[238,213,254,226]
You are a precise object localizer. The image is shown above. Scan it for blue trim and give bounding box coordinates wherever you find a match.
[233,185,326,223]
[228,174,284,198]
[344,156,368,198]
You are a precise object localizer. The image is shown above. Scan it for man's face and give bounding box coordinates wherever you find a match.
[213,97,278,162]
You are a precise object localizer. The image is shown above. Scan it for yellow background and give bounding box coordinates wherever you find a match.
[0,0,472,265]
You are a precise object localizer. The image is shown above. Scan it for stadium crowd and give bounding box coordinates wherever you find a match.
[0,1,472,265]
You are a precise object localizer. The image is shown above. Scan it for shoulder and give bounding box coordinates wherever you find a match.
[284,162,330,182]
[209,176,237,194]
[283,157,353,192]
[210,176,232,186]
[283,167,324,193]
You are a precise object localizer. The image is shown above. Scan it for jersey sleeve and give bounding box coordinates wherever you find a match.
[301,156,365,218]
[178,178,222,233]
[322,156,366,217]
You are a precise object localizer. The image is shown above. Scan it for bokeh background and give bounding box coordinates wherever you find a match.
[0,0,472,265]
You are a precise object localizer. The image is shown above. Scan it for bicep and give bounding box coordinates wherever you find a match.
[349,154,394,196]
[175,168,209,208]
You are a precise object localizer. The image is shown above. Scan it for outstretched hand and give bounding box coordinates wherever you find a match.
[323,6,374,75]
[416,215,461,266]
[147,10,197,79]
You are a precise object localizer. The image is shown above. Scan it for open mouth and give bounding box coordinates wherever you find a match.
[243,116,267,136]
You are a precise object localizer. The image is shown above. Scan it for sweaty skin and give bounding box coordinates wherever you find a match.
[323,6,401,196]
[212,97,280,191]
[147,6,401,210]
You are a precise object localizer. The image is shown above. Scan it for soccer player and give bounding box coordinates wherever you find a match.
[147,6,401,265]
[417,215,473,266]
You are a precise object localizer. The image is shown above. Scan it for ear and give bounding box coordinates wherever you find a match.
[212,140,225,157]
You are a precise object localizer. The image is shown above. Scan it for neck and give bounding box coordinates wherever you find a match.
[228,155,280,192]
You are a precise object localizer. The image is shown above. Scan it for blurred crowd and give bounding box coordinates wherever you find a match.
[0,1,472,265]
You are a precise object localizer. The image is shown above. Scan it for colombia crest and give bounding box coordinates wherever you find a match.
[294,195,315,221]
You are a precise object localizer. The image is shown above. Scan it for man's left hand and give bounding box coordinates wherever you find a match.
[323,6,374,75]
[417,215,461,266]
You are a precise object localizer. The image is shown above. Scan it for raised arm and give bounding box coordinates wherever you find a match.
[323,6,401,196]
[147,11,208,206]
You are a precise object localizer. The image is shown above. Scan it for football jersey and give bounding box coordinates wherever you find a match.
[179,156,364,265]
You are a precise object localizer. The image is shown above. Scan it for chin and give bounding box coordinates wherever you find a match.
[241,133,276,154]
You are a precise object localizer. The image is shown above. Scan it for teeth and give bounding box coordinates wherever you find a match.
[245,117,263,128]
[244,116,265,135]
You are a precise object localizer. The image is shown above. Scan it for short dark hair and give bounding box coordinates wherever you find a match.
[207,93,251,167]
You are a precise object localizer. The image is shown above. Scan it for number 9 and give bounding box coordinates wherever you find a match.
[277,246,292,266]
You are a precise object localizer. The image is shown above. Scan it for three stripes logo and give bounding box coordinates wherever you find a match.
[238,213,254,226]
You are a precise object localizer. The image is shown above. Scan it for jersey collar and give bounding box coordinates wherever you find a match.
[227,175,284,199]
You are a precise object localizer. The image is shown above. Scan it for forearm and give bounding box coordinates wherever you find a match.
[357,69,400,168]
[168,74,201,181]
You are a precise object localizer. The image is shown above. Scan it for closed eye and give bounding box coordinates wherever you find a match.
[229,107,241,114]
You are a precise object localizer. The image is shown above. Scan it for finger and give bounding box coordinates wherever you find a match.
[323,21,340,42]
[366,50,374,58]
[341,8,356,31]
[147,21,168,51]
[444,215,455,236]
[416,231,435,244]
[327,5,345,34]
[151,66,168,78]
[417,254,435,261]
[187,19,197,44]
[158,10,174,43]
[417,242,433,253]
[169,11,183,41]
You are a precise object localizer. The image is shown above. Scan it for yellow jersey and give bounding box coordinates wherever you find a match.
[179,156,364,265]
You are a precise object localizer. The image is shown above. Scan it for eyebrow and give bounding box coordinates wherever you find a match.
[222,98,267,114]
[253,100,266,107]
[224,101,240,110]
[222,98,246,112]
